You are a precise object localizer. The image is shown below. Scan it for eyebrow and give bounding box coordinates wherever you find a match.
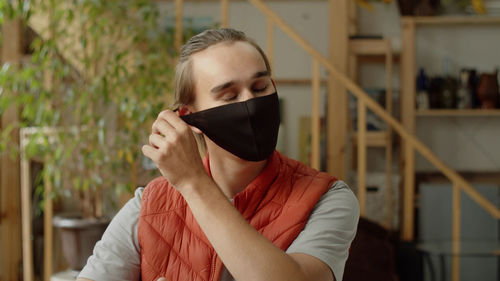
[210,70,270,94]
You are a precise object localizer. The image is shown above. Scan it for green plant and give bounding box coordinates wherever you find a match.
[0,0,177,218]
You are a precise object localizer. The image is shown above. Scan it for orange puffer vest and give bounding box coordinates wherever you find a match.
[138,151,337,281]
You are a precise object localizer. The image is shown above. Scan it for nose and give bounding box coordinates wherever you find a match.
[239,88,255,102]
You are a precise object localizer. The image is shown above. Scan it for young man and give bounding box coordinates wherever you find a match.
[77,28,359,281]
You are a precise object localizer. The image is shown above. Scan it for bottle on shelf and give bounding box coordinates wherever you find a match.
[440,57,457,109]
[456,69,473,109]
[416,68,430,110]
[467,69,480,108]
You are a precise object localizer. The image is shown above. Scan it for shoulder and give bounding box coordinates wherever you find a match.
[141,176,172,202]
[313,180,360,222]
[286,180,360,281]
[277,152,337,184]
[140,176,186,214]
[77,187,145,281]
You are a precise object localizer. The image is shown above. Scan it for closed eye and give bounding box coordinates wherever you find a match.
[253,84,268,93]
[222,94,238,102]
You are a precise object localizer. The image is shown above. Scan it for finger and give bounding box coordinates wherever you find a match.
[148,134,165,149]
[159,110,189,132]
[152,118,174,138]
[141,144,157,161]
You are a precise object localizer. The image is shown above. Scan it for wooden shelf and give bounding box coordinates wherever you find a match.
[400,12,500,241]
[275,78,328,85]
[402,16,500,25]
[416,109,500,116]
[351,131,389,147]
[357,54,400,64]
[349,38,391,55]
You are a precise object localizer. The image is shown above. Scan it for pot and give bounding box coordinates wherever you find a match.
[477,72,499,109]
[53,214,110,272]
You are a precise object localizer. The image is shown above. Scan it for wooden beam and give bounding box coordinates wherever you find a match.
[43,157,54,281]
[404,15,500,25]
[221,0,229,28]
[175,0,184,51]
[327,0,348,180]
[349,39,391,55]
[311,59,320,170]
[348,0,357,36]
[275,78,327,85]
[384,40,393,230]
[1,18,23,281]
[20,131,34,281]
[452,183,461,281]
[266,17,274,69]
[357,100,366,216]
[401,18,416,241]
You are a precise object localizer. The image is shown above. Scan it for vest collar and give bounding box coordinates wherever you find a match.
[202,151,281,220]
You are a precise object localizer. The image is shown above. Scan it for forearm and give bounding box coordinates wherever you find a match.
[182,176,308,281]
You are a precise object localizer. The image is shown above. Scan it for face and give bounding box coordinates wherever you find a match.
[187,41,276,112]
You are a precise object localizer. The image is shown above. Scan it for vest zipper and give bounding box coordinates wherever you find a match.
[210,254,217,281]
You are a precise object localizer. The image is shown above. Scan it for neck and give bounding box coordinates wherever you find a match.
[206,143,268,199]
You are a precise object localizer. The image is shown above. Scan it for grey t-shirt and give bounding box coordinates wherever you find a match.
[78,180,359,281]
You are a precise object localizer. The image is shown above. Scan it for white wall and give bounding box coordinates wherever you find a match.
[158,1,500,172]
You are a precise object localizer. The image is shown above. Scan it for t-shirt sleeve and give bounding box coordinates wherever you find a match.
[77,187,144,281]
[286,180,360,281]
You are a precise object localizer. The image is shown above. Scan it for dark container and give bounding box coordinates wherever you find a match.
[53,214,110,272]
[477,71,499,109]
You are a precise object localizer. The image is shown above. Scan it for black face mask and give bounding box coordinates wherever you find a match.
[181,92,280,162]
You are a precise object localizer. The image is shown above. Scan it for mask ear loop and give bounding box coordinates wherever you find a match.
[172,106,207,157]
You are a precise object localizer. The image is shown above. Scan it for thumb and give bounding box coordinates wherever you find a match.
[157,278,167,281]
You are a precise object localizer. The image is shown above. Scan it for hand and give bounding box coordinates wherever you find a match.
[142,110,207,192]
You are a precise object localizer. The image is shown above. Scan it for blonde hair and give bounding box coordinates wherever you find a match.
[173,28,272,108]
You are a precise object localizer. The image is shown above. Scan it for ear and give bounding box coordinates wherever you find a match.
[178,105,203,135]
[177,105,191,116]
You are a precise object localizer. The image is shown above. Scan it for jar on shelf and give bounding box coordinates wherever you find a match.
[477,71,499,109]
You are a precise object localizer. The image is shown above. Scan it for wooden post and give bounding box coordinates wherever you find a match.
[357,100,367,216]
[266,17,274,69]
[175,0,184,51]
[327,0,348,180]
[1,18,23,281]
[43,156,54,281]
[311,59,320,170]
[384,39,393,229]
[401,18,416,241]
[20,131,34,281]
[221,0,229,28]
[452,183,461,281]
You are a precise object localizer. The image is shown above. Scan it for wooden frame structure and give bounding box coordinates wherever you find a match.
[348,38,394,225]
[1,18,23,281]
[20,127,59,281]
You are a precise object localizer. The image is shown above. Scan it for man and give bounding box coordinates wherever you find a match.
[77,28,359,281]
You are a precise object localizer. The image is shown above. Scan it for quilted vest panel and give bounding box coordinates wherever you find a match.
[138,151,337,281]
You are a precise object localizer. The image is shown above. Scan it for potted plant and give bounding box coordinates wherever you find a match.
[0,0,175,271]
